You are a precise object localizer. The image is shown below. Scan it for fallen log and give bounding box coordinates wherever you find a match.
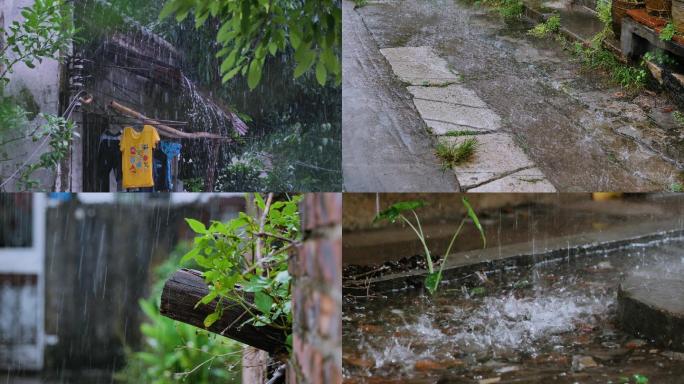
[109,101,232,141]
[160,269,289,354]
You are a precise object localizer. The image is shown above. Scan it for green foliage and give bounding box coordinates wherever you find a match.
[354,0,368,8]
[673,111,684,126]
[215,154,265,192]
[596,0,612,26]
[16,114,78,190]
[670,182,684,192]
[660,23,676,42]
[182,177,206,192]
[643,50,678,67]
[528,14,561,38]
[0,0,77,84]
[117,244,241,384]
[217,120,341,192]
[435,137,478,169]
[374,200,427,223]
[0,97,29,138]
[569,41,647,90]
[159,0,341,89]
[373,198,485,294]
[181,194,300,347]
[481,0,524,18]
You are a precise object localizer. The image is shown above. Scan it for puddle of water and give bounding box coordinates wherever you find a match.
[343,237,684,383]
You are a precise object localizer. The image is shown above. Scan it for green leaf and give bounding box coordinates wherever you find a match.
[315,59,327,86]
[293,46,316,78]
[425,271,441,295]
[198,290,219,306]
[462,198,486,248]
[204,312,220,328]
[180,247,200,265]
[185,218,207,234]
[633,374,649,384]
[274,270,290,284]
[373,200,427,223]
[254,291,273,314]
[247,59,263,90]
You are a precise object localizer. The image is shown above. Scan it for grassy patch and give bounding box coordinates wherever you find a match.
[443,130,482,137]
[436,137,478,168]
[670,182,684,192]
[568,41,647,90]
[475,0,524,18]
[354,0,368,9]
[674,111,684,127]
[528,14,561,38]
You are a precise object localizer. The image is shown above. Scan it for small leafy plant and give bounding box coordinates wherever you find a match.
[436,137,478,169]
[373,198,486,294]
[181,193,301,349]
[660,23,676,42]
[673,111,684,126]
[528,14,561,38]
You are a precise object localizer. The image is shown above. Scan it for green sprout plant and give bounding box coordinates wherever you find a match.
[373,198,486,294]
[180,193,301,350]
[528,14,561,38]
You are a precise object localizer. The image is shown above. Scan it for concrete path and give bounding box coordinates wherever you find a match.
[342,1,460,192]
[379,45,556,191]
[354,0,684,191]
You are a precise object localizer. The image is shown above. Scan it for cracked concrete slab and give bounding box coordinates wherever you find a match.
[413,98,502,131]
[407,85,488,108]
[438,134,545,190]
[379,46,461,86]
[470,168,557,192]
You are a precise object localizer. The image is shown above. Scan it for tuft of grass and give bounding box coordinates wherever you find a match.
[528,14,561,38]
[670,182,683,192]
[436,137,478,168]
[354,0,368,9]
[443,130,482,137]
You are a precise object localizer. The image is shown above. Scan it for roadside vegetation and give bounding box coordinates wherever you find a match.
[435,138,478,169]
[373,199,486,294]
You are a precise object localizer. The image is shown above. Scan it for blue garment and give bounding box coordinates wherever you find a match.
[161,142,181,191]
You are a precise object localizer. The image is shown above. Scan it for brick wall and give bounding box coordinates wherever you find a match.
[289,193,342,384]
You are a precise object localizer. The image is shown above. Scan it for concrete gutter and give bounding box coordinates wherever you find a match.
[343,216,684,294]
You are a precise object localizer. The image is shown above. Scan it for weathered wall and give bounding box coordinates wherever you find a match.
[43,197,244,373]
[0,0,61,192]
[289,193,342,384]
[343,193,589,231]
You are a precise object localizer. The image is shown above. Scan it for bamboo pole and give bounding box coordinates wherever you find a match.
[108,100,232,141]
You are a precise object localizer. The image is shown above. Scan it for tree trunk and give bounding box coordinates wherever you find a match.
[159,268,288,354]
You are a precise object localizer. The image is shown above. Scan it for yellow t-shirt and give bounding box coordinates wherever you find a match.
[120,125,160,188]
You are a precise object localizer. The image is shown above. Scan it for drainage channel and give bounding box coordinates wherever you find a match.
[343,222,684,383]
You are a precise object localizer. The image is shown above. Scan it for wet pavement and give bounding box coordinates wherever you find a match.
[347,0,684,192]
[343,234,684,383]
[342,1,461,192]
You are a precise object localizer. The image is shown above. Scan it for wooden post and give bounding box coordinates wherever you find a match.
[159,269,288,354]
[108,101,232,140]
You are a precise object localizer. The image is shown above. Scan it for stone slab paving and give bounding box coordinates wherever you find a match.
[379,46,461,86]
[470,167,557,192]
[381,46,556,192]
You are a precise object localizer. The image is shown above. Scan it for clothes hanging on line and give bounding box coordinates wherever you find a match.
[151,142,182,192]
[120,125,160,189]
[96,131,122,191]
